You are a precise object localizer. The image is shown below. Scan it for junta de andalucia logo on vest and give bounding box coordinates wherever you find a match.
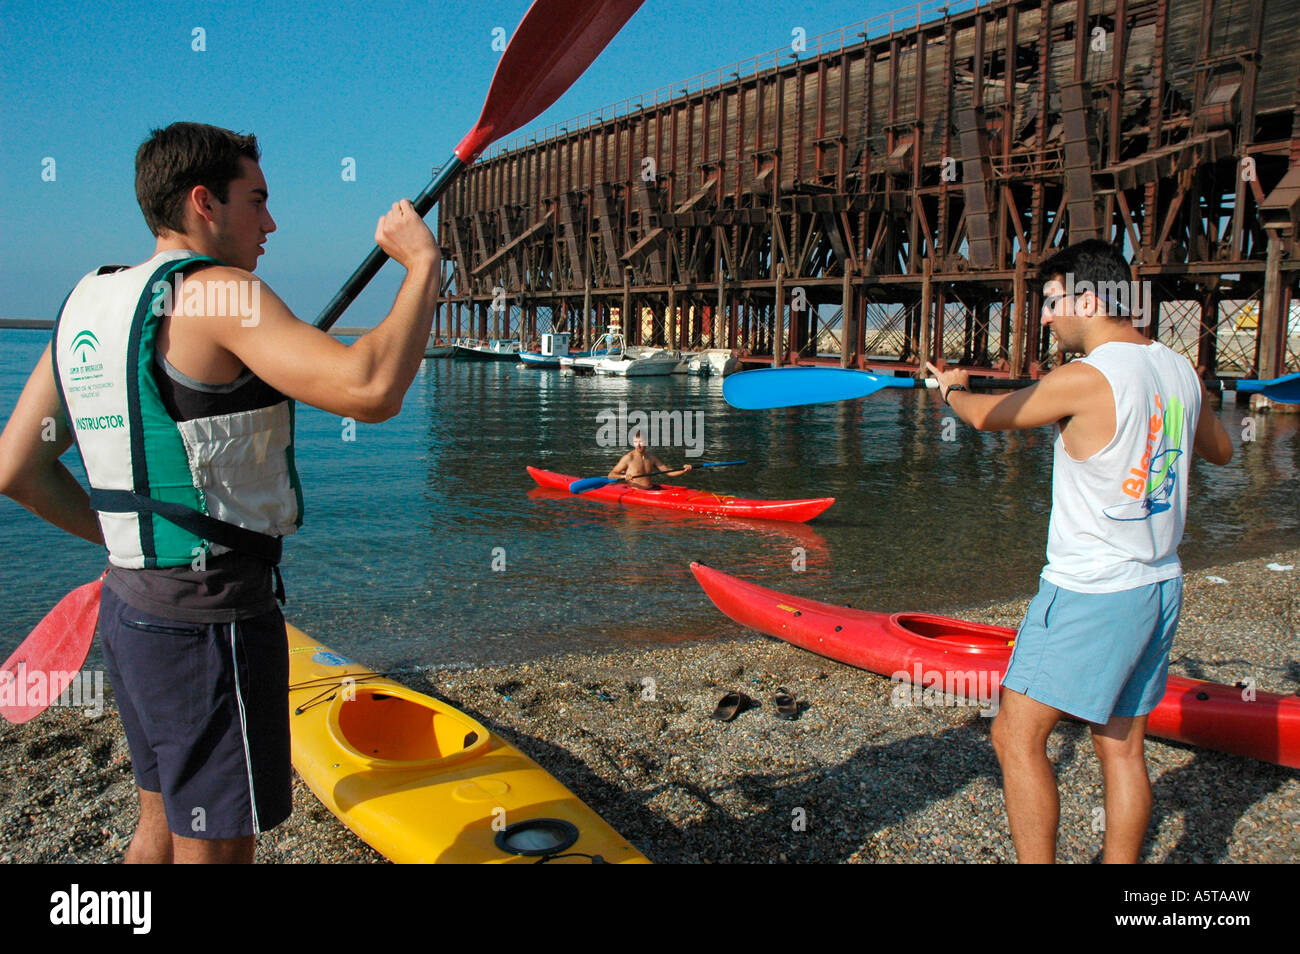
[68,329,104,375]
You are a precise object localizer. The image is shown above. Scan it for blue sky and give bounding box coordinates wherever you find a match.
[1,0,904,325]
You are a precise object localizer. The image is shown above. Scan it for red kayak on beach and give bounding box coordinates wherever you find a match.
[691,562,1300,769]
[527,467,834,522]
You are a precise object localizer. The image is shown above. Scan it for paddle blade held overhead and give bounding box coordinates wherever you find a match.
[315,0,646,332]
[722,367,1034,409]
[455,0,646,161]
[1,578,103,725]
[722,367,914,409]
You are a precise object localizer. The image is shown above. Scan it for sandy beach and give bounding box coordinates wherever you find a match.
[2,548,1296,864]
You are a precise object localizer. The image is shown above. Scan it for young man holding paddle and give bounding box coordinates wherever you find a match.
[0,122,440,863]
[927,238,1233,863]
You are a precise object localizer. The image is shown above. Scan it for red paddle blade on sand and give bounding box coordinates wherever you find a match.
[0,577,103,725]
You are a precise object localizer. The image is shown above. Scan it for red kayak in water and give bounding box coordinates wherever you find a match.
[527,467,835,522]
[691,562,1300,769]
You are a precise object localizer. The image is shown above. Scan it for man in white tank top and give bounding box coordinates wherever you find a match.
[929,239,1233,863]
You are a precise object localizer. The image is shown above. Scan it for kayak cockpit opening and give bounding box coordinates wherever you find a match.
[328,685,490,767]
[892,613,1017,650]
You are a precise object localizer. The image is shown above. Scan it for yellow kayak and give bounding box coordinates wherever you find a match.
[286,625,649,864]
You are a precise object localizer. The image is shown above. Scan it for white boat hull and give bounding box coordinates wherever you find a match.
[684,349,742,377]
[592,348,680,376]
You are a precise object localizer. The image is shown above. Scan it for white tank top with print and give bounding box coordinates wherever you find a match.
[1041,341,1203,593]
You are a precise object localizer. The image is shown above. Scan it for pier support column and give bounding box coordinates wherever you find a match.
[582,281,592,346]
[716,278,726,350]
[1255,231,1296,412]
[773,264,786,367]
[1011,254,1027,375]
[918,258,933,372]
[667,283,677,351]
[621,269,632,339]
[1258,232,1286,382]
[840,260,855,368]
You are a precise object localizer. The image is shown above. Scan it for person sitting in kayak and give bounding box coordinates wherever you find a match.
[0,122,440,864]
[928,238,1233,864]
[608,431,692,489]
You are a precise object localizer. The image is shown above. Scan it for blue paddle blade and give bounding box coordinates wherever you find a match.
[721,367,916,409]
[1236,372,1300,404]
[697,459,748,469]
[569,476,615,494]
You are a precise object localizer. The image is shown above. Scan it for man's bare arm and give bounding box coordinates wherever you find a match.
[1192,386,1233,465]
[0,345,104,544]
[654,455,692,475]
[928,361,1104,433]
[191,200,441,422]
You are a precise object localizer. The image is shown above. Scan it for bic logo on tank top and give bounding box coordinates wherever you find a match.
[1105,394,1185,523]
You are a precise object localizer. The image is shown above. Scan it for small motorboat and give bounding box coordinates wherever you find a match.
[561,326,679,377]
[424,335,456,358]
[684,349,742,377]
[519,331,605,368]
[452,338,520,362]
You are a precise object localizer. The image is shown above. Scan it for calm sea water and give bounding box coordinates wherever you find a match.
[1,328,1296,671]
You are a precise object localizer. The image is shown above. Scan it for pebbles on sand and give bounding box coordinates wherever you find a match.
[2,551,1295,863]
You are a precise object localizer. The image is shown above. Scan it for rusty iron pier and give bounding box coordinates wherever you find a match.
[434,0,1300,384]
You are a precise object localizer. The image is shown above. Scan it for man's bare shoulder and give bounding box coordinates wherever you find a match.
[1045,359,1109,395]
[174,266,293,323]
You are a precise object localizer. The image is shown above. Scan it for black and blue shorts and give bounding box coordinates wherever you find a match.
[99,584,292,839]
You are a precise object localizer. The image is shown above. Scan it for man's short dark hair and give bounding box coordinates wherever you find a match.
[135,122,260,237]
[1037,239,1133,316]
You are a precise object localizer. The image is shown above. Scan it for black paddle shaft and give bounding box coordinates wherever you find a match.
[960,377,1038,391]
[313,154,466,333]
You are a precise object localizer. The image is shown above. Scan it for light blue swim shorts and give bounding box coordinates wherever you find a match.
[1001,576,1184,725]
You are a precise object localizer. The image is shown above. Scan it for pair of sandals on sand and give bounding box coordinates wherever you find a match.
[710,688,801,722]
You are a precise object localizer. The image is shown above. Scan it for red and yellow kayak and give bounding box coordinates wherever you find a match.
[527,467,834,523]
[691,562,1300,769]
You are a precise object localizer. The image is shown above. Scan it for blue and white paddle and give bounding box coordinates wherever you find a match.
[721,367,1035,410]
[1234,372,1300,404]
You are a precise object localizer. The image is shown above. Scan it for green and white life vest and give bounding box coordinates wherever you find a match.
[52,250,303,570]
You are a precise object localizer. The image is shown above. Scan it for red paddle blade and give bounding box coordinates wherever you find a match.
[0,578,103,725]
[455,0,645,161]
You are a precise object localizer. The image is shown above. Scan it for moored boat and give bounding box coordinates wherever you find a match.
[452,338,520,362]
[684,349,742,377]
[519,331,605,368]
[424,335,456,358]
[561,326,679,377]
